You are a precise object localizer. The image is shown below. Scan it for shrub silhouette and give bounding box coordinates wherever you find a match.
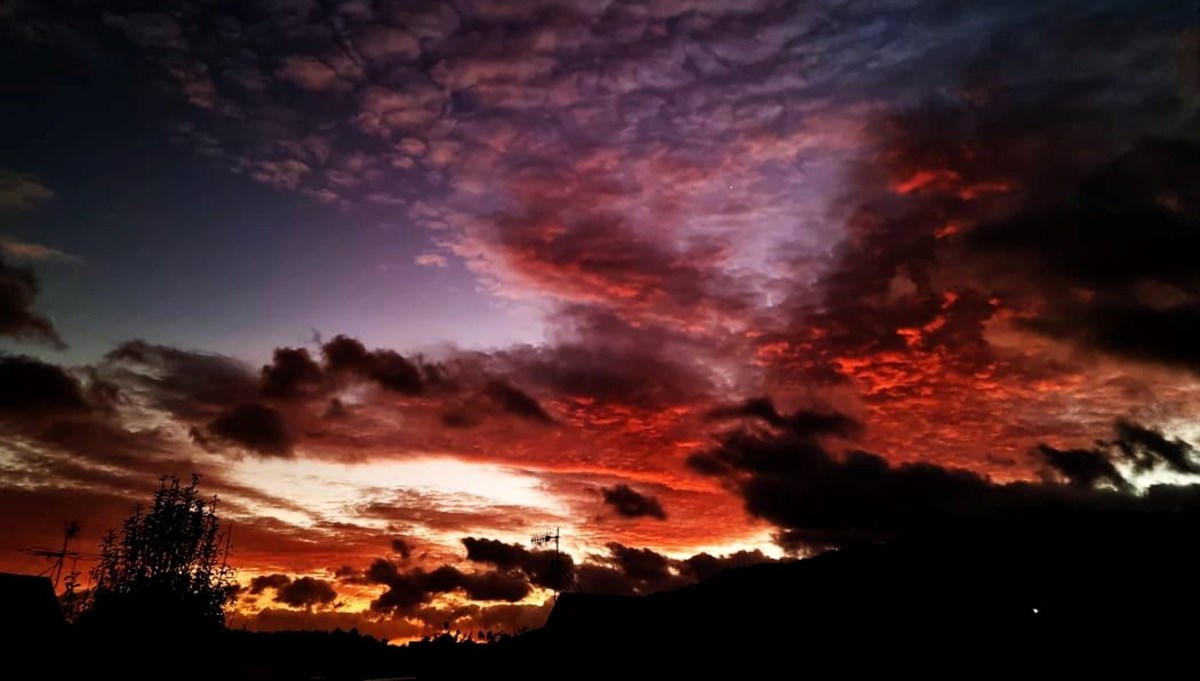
[79,475,236,636]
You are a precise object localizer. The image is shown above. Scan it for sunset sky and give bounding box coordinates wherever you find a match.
[2,0,1198,642]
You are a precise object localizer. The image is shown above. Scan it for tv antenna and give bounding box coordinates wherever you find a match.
[20,521,96,590]
[531,527,575,598]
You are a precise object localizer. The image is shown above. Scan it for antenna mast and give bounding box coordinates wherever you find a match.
[531,527,575,598]
[20,521,85,590]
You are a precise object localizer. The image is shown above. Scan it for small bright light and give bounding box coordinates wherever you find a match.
[1032,608,1039,614]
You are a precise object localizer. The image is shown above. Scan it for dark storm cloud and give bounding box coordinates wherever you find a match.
[965,138,1200,373]
[605,542,672,581]
[83,332,584,463]
[249,573,339,608]
[472,173,757,326]
[260,347,323,398]
[390,537,413,560]
[681,549,775,582]
[460,537,528,572]
[573,544,682,595]
[0,353,237,509]
[768,2,1195,374]
[332,565,361,583]
[459,536,775,597]
[0,354,90,414]
[35,420,173,473]
[366,558,530,614]
[1037,419,1200,488]
[601,484,667,520]
[249,573,292,595]
[707,397,860,438]
[1114,420,1200,475]
[0,256,63,347]
[323,397,349,420]
[332,538,775,614]
[104,340,258,419]
[1036,445,1129,491]
[690,403,1200,551]
[321,335,424,394]
[706,397,787,425]
[509,343,712,411]
[689,415,1028,549]
[98,335,439,442]
[205,402,293,457]
[572,542,779,595]
[483,380,555,424]
[428,566,529,603]
[500,308,722,411]
[441,376,559,428]
[460,537,570,591]
[275,576,338,608]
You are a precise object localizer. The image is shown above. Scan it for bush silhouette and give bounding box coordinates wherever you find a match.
[79,475,236,636]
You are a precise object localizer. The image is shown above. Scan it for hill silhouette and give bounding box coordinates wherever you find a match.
[445,506,1200,678]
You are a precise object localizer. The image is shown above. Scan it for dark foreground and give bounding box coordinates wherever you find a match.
[14,507,1200,679]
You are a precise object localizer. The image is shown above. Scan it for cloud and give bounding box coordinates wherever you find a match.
[260,347,323,399]
[102,12,188,51]
[275,56,342,91]
[205,402,293,457]
[390,538,412,560]
[570,542,775,596]
[247,572,339,608]
[249,573,292,595]
[0,171,53,211]
[681,549,776,582]
[1113,420,1200,475]
[1037,445,1129,491]
[7,0,1200,640]
[103,340,258,419]
[459,536,775,597]
[601,484,667,520]
[483,380,554,424]
[0,354,90,415]
[604,542,672,581]
[350,25,420,62]
[706,397,861,438]
[414,253,447,268]
[0,353,231,510]
[690,402,1200,551]
[366,558,530,614]
[321,335,424,394]
[500,309,720,412]
[965,138,1200,374]
[251,159,311,191]
[0,236,78,262]
[459,537,529,572]
[0,256,63,347]
[275,576,338,608]
[358,490,562,536]
[460,537,572,592]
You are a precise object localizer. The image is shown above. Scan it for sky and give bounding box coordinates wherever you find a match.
[1,0,1198,642]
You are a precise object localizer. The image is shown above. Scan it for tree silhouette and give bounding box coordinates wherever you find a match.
[80,475,236,635]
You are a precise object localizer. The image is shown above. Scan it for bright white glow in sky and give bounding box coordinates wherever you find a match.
[231,455,573,527]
